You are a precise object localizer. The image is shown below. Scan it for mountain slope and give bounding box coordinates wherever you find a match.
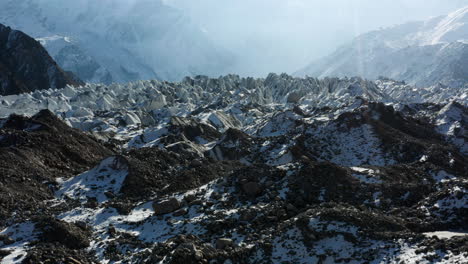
[0,109,112,225]
[0,23,82,95]
[0,74,466,263]
[297,6,468,88]
[0,0,233,83]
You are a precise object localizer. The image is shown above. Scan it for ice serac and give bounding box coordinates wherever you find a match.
[0,23,83,95]
[0,0,233,83]
[0,73,467,263]
[297,6,468,88]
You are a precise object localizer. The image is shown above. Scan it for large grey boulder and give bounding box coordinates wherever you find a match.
[153,198,181,215]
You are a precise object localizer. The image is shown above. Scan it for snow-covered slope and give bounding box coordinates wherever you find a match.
[0,73,467,263]
[0,77,467,263]
[297,6,468,88]
[0,0,233,83]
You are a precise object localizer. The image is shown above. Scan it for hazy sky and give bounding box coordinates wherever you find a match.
[165,0,468,76]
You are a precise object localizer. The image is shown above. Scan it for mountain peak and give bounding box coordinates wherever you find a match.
[425,5,468,45]
[296,6,468,88]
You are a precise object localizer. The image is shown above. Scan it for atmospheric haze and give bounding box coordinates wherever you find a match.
[165,0,468,76]
[2,0,467,79]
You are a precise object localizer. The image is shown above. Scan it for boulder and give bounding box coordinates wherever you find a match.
[153,198,181,215]
[2,236,15,245]
[184,194,197,203]
[37,217,91,249]
[239,209,257,222]
[173,208,188,217]
[215,238,234,250]
[242,182,262,197]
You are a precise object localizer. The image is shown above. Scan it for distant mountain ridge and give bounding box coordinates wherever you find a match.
[0,23,82,95]
[0,0,233,84]
[297,6,468,88]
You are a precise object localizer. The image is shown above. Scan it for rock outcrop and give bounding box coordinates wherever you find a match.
[0,23,82,95]
[0,109,112,224]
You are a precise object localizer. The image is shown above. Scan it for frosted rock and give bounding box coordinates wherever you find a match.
[206,111,241,131]
[68,107,93,118]
[153,198,181,215]
[215,238,234,250]
[144,92,167,111]
[124,112,141,126]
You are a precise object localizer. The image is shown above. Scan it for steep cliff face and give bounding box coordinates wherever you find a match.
[0,23,83,96]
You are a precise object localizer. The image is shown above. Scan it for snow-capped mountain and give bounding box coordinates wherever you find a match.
[297,6,468,88]
[0,3,467,262]
[0,0,233,83]
[0,74,466,263]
